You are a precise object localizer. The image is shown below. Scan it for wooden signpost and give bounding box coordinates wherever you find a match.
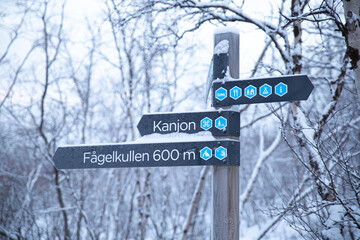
[52,30,313,240]
[212,31,240,240]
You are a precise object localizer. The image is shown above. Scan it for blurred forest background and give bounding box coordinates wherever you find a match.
[0,0,359,239]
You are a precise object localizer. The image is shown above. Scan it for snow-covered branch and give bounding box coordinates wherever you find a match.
[181,166,209,240]
[149,0,292,68]
[240,126,282,214]
[256,174,313,240]
[0,225,19,240]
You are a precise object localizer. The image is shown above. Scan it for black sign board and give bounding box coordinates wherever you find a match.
[137,110,240,137]
[212,74,314,107]
[53,140,240,169]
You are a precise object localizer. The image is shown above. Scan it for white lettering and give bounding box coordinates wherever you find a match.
[152,120,196,133]
[153,121,162,132]
[162,123,169,132]
[83,150,149,165]
[142,153,149,161]
[83,152,90,163]
[105,154,112,163]
[98,154,105,165]
[183,151,196,160]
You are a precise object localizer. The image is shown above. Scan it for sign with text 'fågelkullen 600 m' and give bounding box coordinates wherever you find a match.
[212,74,314,107]
[137,110,240,137]
[53,140,240,169]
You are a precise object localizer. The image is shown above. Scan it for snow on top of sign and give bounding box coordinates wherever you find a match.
[213,74,307,83]
[135,131,217,143]
[227,105,241,112]
[214,40,229,55]
[214,26,239,35]
[58,131,238,148]
[141,109,234,115]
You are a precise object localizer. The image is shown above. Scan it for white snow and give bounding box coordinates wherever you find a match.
[322,228,343,240]
[213,74,307,83]
[214,26,239,35]
[140,109,234,115]
[214,40,229,55]
[60,132,231,147]
[326,205,344,224]
[296,108,315,144]
[135,132,219,143]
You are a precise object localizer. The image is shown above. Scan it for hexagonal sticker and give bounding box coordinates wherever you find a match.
[230,86,242,100]
[215,116,227,130]
[244,85,257,99]
[215,146,227,160]
[200,147,212,161]
[259,84,272,98]
[275,82,288,97]
[215,87,227,101]
[200,117,212,130]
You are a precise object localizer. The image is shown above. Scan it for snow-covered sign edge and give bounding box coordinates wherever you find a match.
[214,26,239,35]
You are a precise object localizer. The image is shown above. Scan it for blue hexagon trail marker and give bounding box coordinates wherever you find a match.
[201,117,212,130]
[244,85,257,99]
[212,74,314,107]
[275,82,287,96]
[215,116,227,130]
[215,87,227,101]
[215,146,227,160]
[137,110,239,137]
[260,84,272,98]
[230,86,241,100]
[200,147,212,160]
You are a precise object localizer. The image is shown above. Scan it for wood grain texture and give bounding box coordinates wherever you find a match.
[212,31,240,240]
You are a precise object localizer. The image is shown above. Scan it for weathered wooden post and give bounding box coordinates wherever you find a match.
[212,30,240,240]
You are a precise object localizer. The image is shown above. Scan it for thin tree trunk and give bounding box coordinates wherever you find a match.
[181,166,209,240]
[342,0,360,99]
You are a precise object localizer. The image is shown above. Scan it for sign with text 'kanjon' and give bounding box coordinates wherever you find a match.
[137,110,240,137]
[212,74,314,107]
[53,140,240,169]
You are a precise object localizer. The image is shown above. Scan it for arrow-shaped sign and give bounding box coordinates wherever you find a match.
[53,140,240,169]
[212,74,314,107]
[137,110,240,137]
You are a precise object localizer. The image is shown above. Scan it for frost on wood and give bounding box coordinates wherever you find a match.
[214,40,229,55]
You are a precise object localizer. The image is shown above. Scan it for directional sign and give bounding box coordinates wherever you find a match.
[137,110,240,137]
[212,74,314,107]
[53,140,240,169]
